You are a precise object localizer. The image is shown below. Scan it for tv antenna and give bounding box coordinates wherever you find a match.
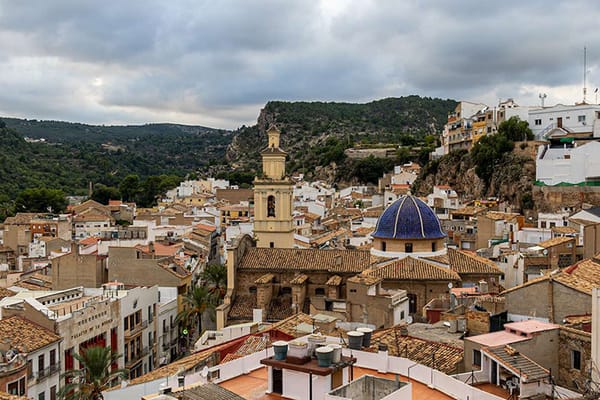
[538,93,547,108]
[583,46,588,104]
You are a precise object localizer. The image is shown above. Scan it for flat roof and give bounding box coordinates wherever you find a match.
[503,319,559,334]
[466,330,530,347]
[218,366,454,400]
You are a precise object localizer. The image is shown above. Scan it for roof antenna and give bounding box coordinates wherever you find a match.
[583,46,588,104]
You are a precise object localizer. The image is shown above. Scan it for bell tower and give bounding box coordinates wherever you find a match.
[253,125,294,248]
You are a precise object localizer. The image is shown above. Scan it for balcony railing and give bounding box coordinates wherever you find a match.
[35,362,61,383]
[125,347,149,368]
[124,320,148,339]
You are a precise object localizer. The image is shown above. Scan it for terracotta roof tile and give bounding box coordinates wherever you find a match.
[553,258,600,294]
[483,211,520,221]
[0,316,61,352]
[370,325,463,374]
[347,275,382,286]
[365,257,461,281]
[326,275,342,286]
[238,248,371,274]
[538,236,574,248]
[290,274,309,285]
[269,313,316,337]
[254,273,275,284]
[448,248,502,275]
[311,228,348,246]
[503,258,600,296]
[228,294,257,320]
[0,288,15,300]
[551,226,578,234]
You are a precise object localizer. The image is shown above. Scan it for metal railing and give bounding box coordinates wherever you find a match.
[125,347,149,368]
[124,320,148,339]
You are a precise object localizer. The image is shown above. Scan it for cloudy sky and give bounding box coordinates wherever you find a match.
[0,1,599,129]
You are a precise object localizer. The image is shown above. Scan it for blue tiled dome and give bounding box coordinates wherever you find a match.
[373,195,446,240]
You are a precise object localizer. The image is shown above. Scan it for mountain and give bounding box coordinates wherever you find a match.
[0,118,232,201]
[226,96,457,182]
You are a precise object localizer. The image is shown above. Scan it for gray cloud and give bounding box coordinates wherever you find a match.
[1,0,599,129]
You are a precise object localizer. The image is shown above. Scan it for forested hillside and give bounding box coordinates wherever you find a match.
[0,119,231,213]
[227,96,457,183]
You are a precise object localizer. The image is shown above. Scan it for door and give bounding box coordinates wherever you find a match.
[491,361,497,385]
[272,368,283,394]
[557,117,563,128]
[408,293,417,314]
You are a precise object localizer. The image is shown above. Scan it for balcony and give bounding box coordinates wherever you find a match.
[124,320,148,340]
[34,362,61,383]
[125,347,149,368]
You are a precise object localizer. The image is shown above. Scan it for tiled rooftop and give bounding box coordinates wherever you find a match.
[447,248,502,275]
[238,248,372,274]
[369,325,464,374]
[0,316,61,352]
[326,275,342,286]
[0,288,15,300]
[538,236,574,248]
[365,257,461,281]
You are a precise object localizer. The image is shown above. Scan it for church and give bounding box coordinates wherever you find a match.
[216,125,502,329]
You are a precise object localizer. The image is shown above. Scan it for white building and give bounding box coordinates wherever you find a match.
[529,103,600,139]
[426,185,460,220]
[157,287,179,366]
[536,141,600,185]
[115,284,160,379]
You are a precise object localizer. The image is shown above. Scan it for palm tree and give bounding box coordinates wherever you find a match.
[201,263,227,301]
[59,346,128,400]
[177,285,216,342]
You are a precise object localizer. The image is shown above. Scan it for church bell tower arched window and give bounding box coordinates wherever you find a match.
[267,195,276,217]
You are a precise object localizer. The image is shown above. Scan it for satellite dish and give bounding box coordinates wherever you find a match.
[542,249,548,256]
[406,316,413,324]
[448,282,453,289]
[201,366,209,378]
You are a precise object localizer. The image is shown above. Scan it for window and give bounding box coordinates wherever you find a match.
[124,317,129,331]
[381,241,386,251]
[473,349,482,366]
[39,392,45,400]
[267,195,276,217]
[534,119,542,126]
[269,242,274,248]
[572,349,581,370]
[405,243,413,253]
[400,310,405,320]
[50,386,56,400]
[315,287,325,296]
[249,286,257,294]
[541,221,547,229]
[38,354,45,373]
[578,115,586,123]
[50,349,56,367]
[432,242,437,252]
[7,377,25,396]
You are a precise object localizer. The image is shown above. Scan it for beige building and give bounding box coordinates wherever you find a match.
[51,243,107,290]
[253,125,294,249]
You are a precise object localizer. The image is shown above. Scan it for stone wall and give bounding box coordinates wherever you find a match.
[466,310,489,335]
[533,185,600,213]
[557,327,591,391]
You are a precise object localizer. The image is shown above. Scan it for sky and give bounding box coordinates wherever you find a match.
[1,1,600,130]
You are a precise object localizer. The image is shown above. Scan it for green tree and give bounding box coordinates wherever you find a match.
[59,346,128,400]
[201,264,227,301]
[498,116,534,141]
[119,175,141,203]
[14,188,67,213]
[90,184,121,204]
[471,134,514,186]
[176,286,216,343]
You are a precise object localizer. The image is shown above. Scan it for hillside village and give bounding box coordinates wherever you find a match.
[2,99,600,400]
